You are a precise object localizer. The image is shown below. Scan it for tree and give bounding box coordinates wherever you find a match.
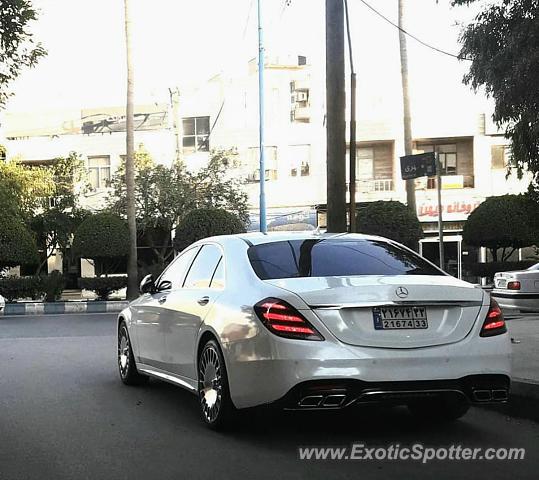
[357,200,424,249]
[0,210,38,272]
[398,0,417,216]
[0,0,46,108]
[108,149,249,270]
[452,0,539,190]
[29,152,89,273]
[173,208,246,252]
[463,195,539,261]
[124,0,138,300]
[72,213,129,276]
[0,158,55,217]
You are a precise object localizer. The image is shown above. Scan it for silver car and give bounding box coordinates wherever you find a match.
[117,232,511,428]
[492,262,539,313]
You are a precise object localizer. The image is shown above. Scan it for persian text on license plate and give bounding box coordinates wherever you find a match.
[373,306,428,330]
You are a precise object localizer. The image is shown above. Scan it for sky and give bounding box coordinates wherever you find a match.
[5,0,488,115]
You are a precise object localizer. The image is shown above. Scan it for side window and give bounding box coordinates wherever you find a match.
[210,257,225,290]
[183,245,222,289]
[159,247,200,290]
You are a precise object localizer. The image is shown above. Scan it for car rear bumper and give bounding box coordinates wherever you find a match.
[223,331,512,409]
[492,290,539,312]
[273,374,510,410]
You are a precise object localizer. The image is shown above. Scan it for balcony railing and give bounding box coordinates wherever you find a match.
[347,179,394,193]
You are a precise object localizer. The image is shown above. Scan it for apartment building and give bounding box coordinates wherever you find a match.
[1,50,531,282]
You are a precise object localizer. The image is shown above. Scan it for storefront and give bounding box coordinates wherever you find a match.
[417,195,484,282]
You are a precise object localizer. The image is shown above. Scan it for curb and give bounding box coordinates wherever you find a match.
[1,301,128,316]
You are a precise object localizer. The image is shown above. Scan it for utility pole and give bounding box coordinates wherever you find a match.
[344,0,356,232]
[124,0,138,300]
[435,150,445,270]
[169,87,183,166]
[398,0,417,217]
[257,0,267,233]
[326,0,347,232]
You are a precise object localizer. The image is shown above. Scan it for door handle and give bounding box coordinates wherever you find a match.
[158,295,168,304]
[197,296,210,306]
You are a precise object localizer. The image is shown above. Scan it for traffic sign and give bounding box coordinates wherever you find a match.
[400,152,436,180]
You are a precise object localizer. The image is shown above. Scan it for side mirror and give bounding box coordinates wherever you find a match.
[139,274,155,294]
[157,280,172,292]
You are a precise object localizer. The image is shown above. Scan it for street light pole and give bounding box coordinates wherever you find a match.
[257,0,267,233]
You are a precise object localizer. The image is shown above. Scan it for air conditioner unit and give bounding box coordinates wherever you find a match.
[296,91,309,102]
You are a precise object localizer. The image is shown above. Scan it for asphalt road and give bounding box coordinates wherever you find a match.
[1,313,538,480]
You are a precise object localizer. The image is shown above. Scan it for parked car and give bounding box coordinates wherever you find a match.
[0,293,5,313]
[492,262,539,312]
[117,232,511,429]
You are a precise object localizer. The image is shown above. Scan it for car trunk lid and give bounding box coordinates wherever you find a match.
[265,275,485,348]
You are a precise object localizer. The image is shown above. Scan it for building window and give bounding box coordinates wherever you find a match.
[246,146,278,182]
[182,116,210,154]
[289,145,311,177]
[88,156,111,189]
[356,147,375,180]
[417,144,457,175]
[491,145,512,169]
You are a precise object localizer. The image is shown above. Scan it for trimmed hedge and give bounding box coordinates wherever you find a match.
[72,213,129,275]
[357,201,423,249]
[0,273,66,302]
[78,276,128,300]
[0,211,39,270]
[174,208,245,252]
[468,261,537,278]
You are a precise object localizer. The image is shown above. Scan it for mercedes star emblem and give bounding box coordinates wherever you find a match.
[396,287,409,298]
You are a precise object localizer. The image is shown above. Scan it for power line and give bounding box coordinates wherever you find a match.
[356,0,472,61]
[242,0,255,39]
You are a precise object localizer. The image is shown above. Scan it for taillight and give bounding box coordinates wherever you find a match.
[480,298,507,337]
[507,281,521,290]
[254,298,324,341]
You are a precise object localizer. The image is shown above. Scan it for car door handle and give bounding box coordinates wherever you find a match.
[197,296,210,306]
[158,295,168,304]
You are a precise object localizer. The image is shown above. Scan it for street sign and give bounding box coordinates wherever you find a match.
[400,152,436,180]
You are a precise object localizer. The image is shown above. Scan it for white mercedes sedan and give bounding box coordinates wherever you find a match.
[117,232,511,429]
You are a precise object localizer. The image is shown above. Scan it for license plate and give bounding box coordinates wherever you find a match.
[497,279,507,288]
[373,306,428,330]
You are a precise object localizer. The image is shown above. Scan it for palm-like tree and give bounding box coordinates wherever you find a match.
[124,0,138,299]
[398,0,416,217]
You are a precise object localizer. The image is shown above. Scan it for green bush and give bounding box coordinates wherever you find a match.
[173,208,245,252]
[357,201,423,249]
[72,213,129,275]
[0,211,39,271]
[41,270,65,302]
[468,261,537,279]
[463,195,539,261]
[78,276,128,300]
[0,276,42,302]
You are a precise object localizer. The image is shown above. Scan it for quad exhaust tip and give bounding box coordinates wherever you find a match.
[472,389,508,402]
[298,394,346,408]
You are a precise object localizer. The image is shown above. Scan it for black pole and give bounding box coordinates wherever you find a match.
[326,0,347,233]
[344,0,356,232]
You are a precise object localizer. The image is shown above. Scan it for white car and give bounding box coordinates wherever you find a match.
[117,232,511,428]
[0,293,4,314]
[492,263,539,312]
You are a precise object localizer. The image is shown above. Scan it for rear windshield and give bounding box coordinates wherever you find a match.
[248,239,444,280]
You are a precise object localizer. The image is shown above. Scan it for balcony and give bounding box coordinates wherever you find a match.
[347,179,394,194]
[416,175,475,190]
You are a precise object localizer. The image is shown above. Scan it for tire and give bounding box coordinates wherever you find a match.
[198,339,235,429]
[408,395,470,422]
[118,321,149,386]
